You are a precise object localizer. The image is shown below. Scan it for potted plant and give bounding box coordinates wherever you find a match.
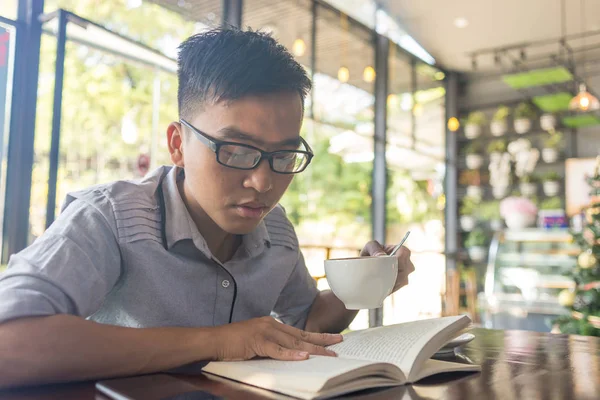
[465,141,483,170]
[460,196,479,231]
[465,228,487,262]
[540,112,557,131]
[487,140,506,162]
[500,196,538,230]
[542,172,561,196]
[490,106,510,136]
[464,111,486,139]
[542,131,562,163]
[479,200,503,231]
[519,175,539,197]
[513,102,536,134]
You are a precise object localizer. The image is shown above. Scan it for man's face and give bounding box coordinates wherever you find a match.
[169,91,304,235]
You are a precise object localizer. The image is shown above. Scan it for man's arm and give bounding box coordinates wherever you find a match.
[304,290,358,333]
[0,315,216,388]
[0,314,341,389]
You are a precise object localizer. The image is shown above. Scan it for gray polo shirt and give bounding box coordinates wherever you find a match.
[0,166,319,329]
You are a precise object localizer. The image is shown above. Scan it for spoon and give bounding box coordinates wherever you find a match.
[389,231,411,256]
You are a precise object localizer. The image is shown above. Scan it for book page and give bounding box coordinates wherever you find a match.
[328,315,469,376]
[202,355,382,398]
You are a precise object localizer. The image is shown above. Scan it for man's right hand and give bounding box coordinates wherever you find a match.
[213,316,343,361]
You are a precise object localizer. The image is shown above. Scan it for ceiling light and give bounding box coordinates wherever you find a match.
[454,17,469,28]
[387,94,399,109]
[338,66,350,83]
[363,66,376,83]
[292,38,306,57]
[569,83,600,112]
[447,117,460,132]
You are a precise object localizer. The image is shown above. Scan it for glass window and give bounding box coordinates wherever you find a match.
[244,1,376,330]
[30,2,196,241]
[0,0,18,21]
[0,22,15,262]
[384,46,446,325]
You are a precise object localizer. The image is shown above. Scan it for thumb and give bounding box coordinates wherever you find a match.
[361,240,388,257]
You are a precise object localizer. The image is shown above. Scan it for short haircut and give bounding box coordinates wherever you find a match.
[177,27,312,118]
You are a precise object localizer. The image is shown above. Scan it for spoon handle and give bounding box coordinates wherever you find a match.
[389,231,411,256]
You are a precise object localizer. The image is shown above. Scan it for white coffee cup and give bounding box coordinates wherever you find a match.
[324,256,398,310]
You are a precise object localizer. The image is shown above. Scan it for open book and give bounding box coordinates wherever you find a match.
[201,315,481,399]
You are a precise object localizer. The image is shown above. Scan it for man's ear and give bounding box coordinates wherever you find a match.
[167,122,185,167]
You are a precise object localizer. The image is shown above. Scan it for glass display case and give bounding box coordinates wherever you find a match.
[478,229,579,332]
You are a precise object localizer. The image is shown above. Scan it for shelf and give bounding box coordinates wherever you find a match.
[457,129,564,143]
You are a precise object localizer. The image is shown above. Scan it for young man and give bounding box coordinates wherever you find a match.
[0,28,414,388]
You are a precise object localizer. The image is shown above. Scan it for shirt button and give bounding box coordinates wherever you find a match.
[221,280,230,288]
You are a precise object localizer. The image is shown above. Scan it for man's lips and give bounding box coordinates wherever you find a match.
[234,202,269,219]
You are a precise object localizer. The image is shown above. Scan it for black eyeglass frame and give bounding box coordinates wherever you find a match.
[180,119,314,174]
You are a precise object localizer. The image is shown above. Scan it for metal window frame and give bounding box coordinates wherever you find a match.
[1,0,44,264]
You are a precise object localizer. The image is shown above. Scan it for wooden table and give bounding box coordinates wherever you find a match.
[1,328,599,400]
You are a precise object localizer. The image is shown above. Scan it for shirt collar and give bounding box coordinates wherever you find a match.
[160,166,271,259]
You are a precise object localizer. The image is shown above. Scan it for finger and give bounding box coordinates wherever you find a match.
[270,330,337,357]
[361,240,387,257]
[276,322,343,346]
[261,341,310,361]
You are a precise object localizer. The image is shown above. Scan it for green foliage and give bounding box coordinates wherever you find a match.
[555,164,600,336]
[487,140,506,153]
[466,111,487,126]
[493,106,510,122]
[464,141,483,155]
[554,315,600,337]
[543,172,561,182]
[540,197,562,210]
[465,228,487,248]
[544,131,563,148]
[520,174,540,184]
[460,196,480,215]
[478,201,501,221]
[514,102,537,119]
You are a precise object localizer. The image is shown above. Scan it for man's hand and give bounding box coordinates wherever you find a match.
[214,316,343,361]
[361,241,415,293]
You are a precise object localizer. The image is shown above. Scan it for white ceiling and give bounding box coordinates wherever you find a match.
[380,0,600,71]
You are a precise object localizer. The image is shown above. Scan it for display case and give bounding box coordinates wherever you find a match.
[478,228,579,332]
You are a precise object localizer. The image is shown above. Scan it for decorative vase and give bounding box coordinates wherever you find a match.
[490,120,507,136]
[490,219,503,231]
[489,152,503,163]
[514,118,532,134]
[543,180,560,196]
[468,246,487,263]
[464,124,481,139]
[519,182,537,197]
[542,148,558,163]
[505,213,536,230]
[466,185,483,199]
[460,215,477,231]
[466,154,483,170]
[540,114,556,131]
[492,185,509,199]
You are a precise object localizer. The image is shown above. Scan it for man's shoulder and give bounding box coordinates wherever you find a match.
[263,205,299,250]
[62,167,167,211]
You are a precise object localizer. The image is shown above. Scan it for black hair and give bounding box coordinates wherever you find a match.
[177,27,312,118]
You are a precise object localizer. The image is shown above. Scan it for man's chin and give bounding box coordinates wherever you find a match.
[220,218,263,236]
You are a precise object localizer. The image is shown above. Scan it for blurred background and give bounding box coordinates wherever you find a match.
[1,0,599,335]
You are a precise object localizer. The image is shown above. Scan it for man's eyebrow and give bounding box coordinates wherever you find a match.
[216,127,302,147]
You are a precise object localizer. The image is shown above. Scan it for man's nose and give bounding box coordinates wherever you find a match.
[243,159,273,193]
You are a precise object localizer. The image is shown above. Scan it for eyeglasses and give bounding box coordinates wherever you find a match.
[180,119,314,174]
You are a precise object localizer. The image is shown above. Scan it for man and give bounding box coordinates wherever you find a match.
[0,28,414,388]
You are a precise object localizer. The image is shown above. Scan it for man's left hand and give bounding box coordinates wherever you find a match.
[360,241,415,293]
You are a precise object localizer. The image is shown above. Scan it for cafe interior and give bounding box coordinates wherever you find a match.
[1,0,599,398]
